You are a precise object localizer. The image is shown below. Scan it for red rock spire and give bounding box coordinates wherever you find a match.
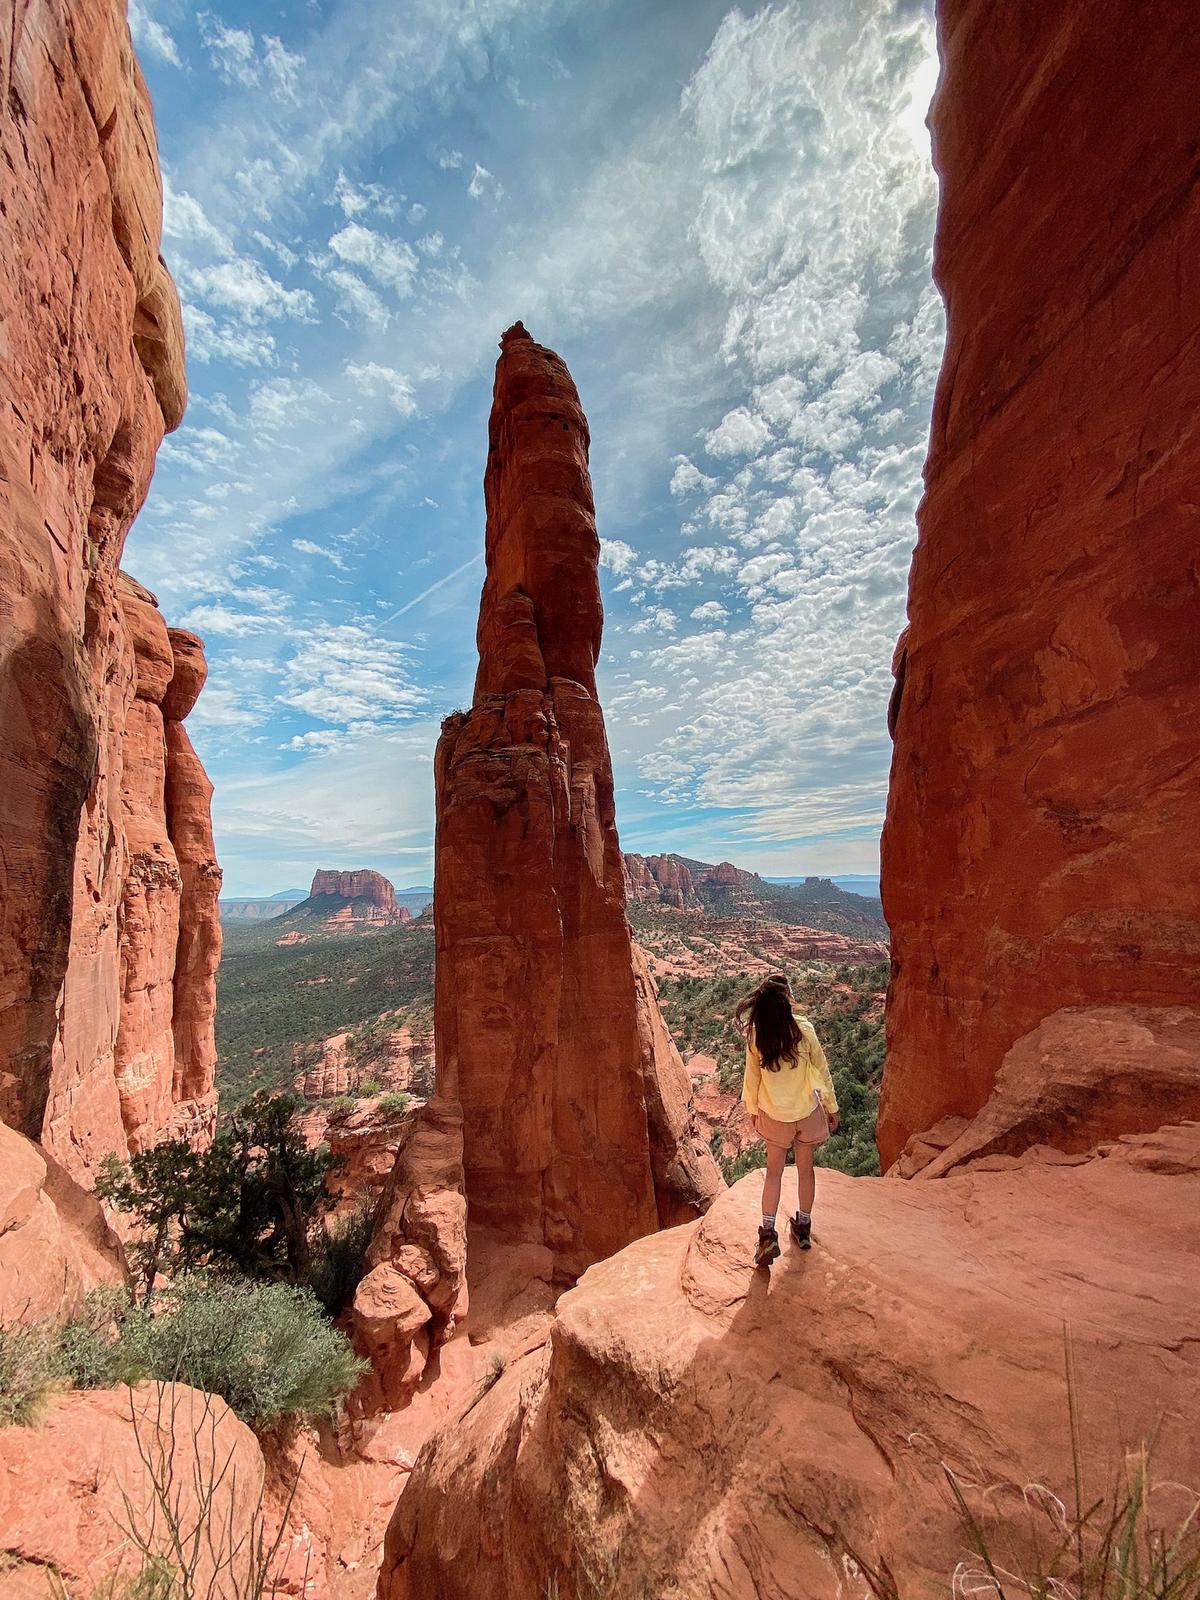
[433,326,719,1279]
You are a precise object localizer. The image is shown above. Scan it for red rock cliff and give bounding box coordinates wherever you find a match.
[622,852,697,909]
[434,324,720,1280]
[0,0,218,1186]
[310,868,398,911]
[877,0,1200,1168]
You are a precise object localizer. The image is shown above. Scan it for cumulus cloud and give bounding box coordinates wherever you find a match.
[327,223,419,295]
[599,539,637,576]
[277,624,426,726]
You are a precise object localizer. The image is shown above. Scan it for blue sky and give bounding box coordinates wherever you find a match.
[124,0,943,896]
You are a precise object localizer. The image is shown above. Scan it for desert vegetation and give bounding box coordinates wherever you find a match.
[0,1095,372,1434]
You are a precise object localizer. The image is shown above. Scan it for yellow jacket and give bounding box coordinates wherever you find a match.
[741,1016,838,1122]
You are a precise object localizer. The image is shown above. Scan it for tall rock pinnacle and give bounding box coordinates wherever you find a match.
[434,324,720,1279]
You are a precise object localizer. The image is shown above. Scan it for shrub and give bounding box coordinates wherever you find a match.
[0,1320,60,1427]
[97,1093,331,1299]
[307,1205,376,1316]
[57,1287,148,1390]
[328,1094,356,1118]
[357,1076,381,1097]
[57,1278,366,1428]
[376,1091,411,1115]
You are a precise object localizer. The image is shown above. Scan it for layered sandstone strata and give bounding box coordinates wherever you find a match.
[433,324,720,1281]
[41,578,221,1180]
[291,868,411,927]
[0,0,187,1145]
[877,0,1200,1166]
[0,1,219,1196]
[622,852,697,908]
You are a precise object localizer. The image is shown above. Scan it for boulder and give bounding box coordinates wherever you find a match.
[0,1386,263,1600]
[380,1140,1200,1599]
[0,1121,124,1322]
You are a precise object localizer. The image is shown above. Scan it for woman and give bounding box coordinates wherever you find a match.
[736,973,839,1268]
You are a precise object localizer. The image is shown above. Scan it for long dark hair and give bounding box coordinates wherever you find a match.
[734,972,801,1071]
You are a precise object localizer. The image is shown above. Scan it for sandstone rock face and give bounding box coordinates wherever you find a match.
[41,581,220,1182]
[434,324,719,1281]
[323,1098,422,1217]
[894,1005,1200,1180]
[0,1385,267,1600]
[311,868,400,910]
[351,1098,468,1415]
[0,0,218,1187]
[877,0,1200,1167]
[0,1121,124,1322]
[0,0,187,1141]
[380,1139,1200,1600]
[622,852,697,909]
[290,869,411,929]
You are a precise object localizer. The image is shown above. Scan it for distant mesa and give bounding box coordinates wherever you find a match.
[281,869,412,929]
[221,875,433,924]
[621,851,888,937]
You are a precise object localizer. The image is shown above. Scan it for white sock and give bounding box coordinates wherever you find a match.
[762,1212,776,1232]
[796,1210,811,1225]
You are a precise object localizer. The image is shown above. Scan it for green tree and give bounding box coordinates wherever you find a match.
[98,1093,331,1301]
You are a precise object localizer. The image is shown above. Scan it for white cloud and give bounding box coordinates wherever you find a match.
[199,16,259,87]
[704,406,772,459]
[320,266,392,326]
[332,171,399,219]
[277,624,426,726]
[180,602,285,638]
[344,362,418,416]
[292,538,347,570]
[328,223,419,295]
[599,539,637,576]
[628,607,677,635]
[690,600,727,621]
[179,258,317,325]
[466,164,503,202]
[129,0,181,67]
[200,14,306,100]
[670,458,716,497]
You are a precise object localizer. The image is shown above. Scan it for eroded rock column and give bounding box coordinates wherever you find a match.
[434,324,719,1280]
[877,0,1200,1167]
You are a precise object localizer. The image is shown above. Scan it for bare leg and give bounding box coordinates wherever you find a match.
[794,1141,816,1216]
[761,1140,788,1221]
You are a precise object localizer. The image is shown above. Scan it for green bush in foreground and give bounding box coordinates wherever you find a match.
[376,1090,411,1115]
[59,1277,366,1427]
[0,1321,60,1427]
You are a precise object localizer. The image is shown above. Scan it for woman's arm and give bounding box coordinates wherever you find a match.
[741,1028,762,1115]
[801,1019,839,1116]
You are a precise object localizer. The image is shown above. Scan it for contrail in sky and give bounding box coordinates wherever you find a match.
[380,554,483,626]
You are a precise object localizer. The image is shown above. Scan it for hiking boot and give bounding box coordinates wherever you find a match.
[754,1224,780,1269]
[789,1213,812,1250]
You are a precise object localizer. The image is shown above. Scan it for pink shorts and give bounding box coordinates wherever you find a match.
[754,1101,829,1149]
